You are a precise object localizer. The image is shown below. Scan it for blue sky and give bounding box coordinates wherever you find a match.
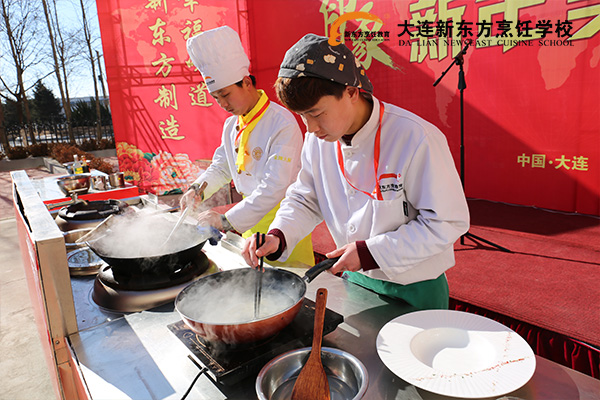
[38,0,105,100]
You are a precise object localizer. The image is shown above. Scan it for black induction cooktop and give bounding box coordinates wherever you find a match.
[168,298,344,385]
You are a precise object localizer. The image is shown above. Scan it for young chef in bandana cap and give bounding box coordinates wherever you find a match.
[183,26,314,266]
[242,34,469,310]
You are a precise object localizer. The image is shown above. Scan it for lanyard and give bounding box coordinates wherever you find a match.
[336,102,385,201]
[235,100,270,146]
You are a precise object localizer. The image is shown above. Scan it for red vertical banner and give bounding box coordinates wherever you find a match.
[96,0,247,194]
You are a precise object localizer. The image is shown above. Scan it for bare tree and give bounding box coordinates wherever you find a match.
[41,0,75,143]
[0,0,45,146]
[78,0,102,141]
[96,50,108,109]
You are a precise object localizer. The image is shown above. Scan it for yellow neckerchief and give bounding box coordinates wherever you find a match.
[235,89,270,172]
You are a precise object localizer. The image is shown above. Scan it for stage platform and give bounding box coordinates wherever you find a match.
[448,199,599,378]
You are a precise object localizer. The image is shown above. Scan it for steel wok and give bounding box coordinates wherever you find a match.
[175,258,338,344]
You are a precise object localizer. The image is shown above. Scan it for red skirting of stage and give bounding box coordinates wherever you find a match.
[447,199,600,378]
[449,299,599,379]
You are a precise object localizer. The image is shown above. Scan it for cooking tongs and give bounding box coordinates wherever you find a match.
[254,232,265,319]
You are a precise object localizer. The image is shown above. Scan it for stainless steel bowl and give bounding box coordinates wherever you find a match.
[256,347,368,400]
[56,174,91,196]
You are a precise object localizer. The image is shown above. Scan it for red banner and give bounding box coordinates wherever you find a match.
[96,0,247,194]
[97,0,599,215]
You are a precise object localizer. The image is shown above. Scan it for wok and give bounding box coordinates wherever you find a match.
[84,212,220,278]
[87,238,206,278]
[175,257,339,344]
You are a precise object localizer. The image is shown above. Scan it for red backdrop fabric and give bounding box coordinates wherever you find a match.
[96,0,245,194]
[97,0,599,215]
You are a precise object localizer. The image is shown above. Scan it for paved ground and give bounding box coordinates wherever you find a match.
[0,159,114,399]
[1,218,55,400]
[1,165,59,399]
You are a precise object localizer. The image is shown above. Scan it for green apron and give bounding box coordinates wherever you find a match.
[242,203,314,267]
[342,271,449,310]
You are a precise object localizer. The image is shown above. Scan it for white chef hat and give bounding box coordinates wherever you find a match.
[186,26,250,93]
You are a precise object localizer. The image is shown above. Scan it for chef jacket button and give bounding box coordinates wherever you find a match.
[347,188,355,196]
[344,149,353,157]
[348,224,356,233]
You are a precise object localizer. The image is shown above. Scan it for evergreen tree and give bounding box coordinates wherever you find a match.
[71,99,111,126]
[31,81,63,123]
[2,98,23,127]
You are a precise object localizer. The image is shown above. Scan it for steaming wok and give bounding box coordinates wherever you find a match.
[88,237,206,278]
[84,212,220,278]
[175,257,338,344]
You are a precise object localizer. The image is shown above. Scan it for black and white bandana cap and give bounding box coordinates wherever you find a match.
[279,34,373,94]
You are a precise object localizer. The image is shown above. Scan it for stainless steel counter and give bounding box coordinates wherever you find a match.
[69,237,600,400]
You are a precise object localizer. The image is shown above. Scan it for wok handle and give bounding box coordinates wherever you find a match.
[304,257,340,283]
[75,214,115,244]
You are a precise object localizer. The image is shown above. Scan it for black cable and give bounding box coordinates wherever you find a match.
[181,356,208,400]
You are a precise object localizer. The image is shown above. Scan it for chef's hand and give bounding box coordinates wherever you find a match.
[242,234,280,268]
[197,210,225,231]
[180,189,198,211]
[325,242,361,275]
[180,182,206,211]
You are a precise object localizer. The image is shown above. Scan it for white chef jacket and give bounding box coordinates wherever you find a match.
[195,101,303,233]
[271,97,470,285]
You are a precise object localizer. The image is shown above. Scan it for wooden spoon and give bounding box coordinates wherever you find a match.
[291,288,331,400]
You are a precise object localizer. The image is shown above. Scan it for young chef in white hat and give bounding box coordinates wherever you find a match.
[242,34,470,309]
[183,25,314,266]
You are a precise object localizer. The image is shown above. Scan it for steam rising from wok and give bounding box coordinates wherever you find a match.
[175,265,308,344]
[177,270,296,324]
[89,210,202,258]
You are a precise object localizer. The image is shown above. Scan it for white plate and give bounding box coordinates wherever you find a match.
[376,310,536,398]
